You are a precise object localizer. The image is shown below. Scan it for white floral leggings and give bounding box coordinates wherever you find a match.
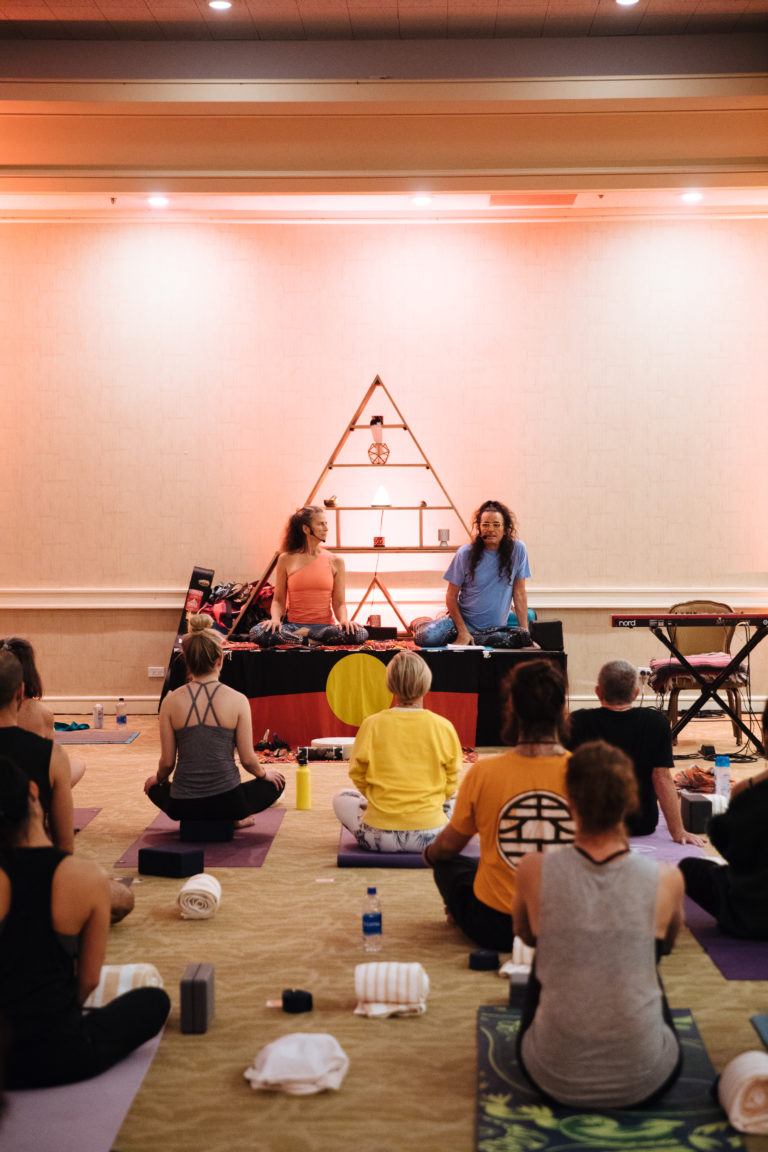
[333,789,455,853]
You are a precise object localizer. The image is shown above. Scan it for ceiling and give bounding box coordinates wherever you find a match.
[1,0,767,42]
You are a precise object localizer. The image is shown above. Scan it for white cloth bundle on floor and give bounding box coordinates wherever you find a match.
[83,963,164,1008]
[177,873,222,919]
[499,936,535,980]
[354,961,429,1018]
[718,1050,768,1133]
[244,1033,349,1095]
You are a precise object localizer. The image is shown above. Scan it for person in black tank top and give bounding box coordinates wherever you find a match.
[0,757,170,1088]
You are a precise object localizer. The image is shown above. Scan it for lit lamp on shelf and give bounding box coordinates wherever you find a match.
[368,415,390,464]
[438,528,450,547]
[371,485,391,508]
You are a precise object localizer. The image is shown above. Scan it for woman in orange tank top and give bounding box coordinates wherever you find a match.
[251,507,368,648]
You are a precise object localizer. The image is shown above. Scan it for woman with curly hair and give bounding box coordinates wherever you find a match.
[413,499,533,648]
[250,506,367,648]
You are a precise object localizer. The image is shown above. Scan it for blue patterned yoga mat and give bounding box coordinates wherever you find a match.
[477,1007,742,1152]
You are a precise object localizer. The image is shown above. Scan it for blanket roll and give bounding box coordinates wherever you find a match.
[718,1050,768,1134]
[84,963,164,1009]
[354,961,429,1018]
[178,873,222,920]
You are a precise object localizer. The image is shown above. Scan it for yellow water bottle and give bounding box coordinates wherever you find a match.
[296,748,312,811]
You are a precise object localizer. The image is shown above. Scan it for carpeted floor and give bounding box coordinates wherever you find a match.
[62,717,768,1152]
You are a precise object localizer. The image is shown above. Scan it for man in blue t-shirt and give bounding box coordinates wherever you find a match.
[413,500,533,648]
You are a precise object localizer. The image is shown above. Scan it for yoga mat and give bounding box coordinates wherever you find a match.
[477,1007,743,1152]
[337,828,481,868]
[73,806,100,833]
[55,729,140,745]
[751,1015,768,1047]
[2,1030,163,1152]
[684,897,768,980]
[114,807,285,869]
[629,824,706,864]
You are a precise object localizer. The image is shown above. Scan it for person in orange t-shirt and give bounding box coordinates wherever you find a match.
[250,506,367,647]
[423,660,573,952]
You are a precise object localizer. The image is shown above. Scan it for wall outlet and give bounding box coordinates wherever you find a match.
[638,667,652,681]
[148,666,166,678]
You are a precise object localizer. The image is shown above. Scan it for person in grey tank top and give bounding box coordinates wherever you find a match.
[513,740,684,1109]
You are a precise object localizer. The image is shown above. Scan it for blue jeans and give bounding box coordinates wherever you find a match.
[413,616,531,649]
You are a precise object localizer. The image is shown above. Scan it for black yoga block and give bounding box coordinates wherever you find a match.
[179,819,234,843]
[681,793,713,834]
[138,846,205,877]
[530,620,564,651]
[180,963,215,1034]
[469,949,500,971]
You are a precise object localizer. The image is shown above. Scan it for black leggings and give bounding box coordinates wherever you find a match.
[147,777,284,821]
[432,856,513,952]
[9,987,171,1089]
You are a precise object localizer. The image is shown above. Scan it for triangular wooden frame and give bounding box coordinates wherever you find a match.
[228,375,469,636]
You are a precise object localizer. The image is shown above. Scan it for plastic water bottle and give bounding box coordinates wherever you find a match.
[714,754,730,799]
[362,886,382,953]
[115,697,127,726]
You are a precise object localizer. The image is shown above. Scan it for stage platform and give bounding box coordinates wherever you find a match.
[168,643,567,747]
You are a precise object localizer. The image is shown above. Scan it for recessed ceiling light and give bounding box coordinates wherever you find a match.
[412,194,432,207]
[147,195,169,208]
[616,0,640,6]
[209,1,232,9]
[680,191,704,204]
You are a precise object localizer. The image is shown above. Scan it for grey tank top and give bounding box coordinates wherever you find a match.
[520,845,679,1108]
[170,683,241,800]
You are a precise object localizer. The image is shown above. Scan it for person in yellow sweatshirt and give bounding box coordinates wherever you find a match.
[332,650,462,852]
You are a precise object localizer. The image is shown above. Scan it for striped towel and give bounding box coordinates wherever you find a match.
[84,963,164,1008]
[178,873,222,920]
[718,1051,768,1133]
[354,962,429,1018]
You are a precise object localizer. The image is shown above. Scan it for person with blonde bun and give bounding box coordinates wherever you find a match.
[0,636,86,787]
[144,615,285,822]
[250,506,367,647]
[332,650,462,852]
[0,756,169,1087]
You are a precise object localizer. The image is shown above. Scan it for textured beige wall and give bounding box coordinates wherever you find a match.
[1,218,766,705]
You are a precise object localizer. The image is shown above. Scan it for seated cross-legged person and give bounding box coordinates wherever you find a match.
[0,756,170,1088]
[1,636,86,787]
[251,506,367,648]
[144,615,285,823]
[678,700,768,939]
[514,741,684,1109]
[413,499,533,649]
[423,660,573,952]
[333,651,462,852]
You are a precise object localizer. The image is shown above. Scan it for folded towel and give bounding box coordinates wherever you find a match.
[718,1050,768,1134]
[244,1033,349,1095]
[354,961,429,1018]
[499,937,535,980]
[178,873,222,919]
[84,963,164,1008]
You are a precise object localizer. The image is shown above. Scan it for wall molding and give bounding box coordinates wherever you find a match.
[3,586,767,611]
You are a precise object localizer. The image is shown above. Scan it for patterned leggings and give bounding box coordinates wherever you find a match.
[250,621,368,648]
[333,788,454,853]
[412,615,531,649]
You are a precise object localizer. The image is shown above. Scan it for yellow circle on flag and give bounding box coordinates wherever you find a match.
[326,653,392,727]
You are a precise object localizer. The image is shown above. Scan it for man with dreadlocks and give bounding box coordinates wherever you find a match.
[413,500,533,648]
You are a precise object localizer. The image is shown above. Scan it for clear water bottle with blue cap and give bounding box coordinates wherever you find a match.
[362,886,382,952]
[713,754,730,799]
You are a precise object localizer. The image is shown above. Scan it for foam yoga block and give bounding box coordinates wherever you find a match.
[138,847,205,877]
[180,963,215,1034]
[681,793,714,834]
[179,819,234,843]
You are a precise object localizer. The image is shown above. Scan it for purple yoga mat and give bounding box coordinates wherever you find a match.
[114,807,285,869]
[629,824,706,865]
[2,1031,162,1152]
[684,897,768,980]
[337,827,427,868]
[55,729,139,745]
[73,806,100,833]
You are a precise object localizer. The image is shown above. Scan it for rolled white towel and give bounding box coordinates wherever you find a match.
[718,1050,768,1133]
[244,1033,349,1095]
[354,961,429,1018]
[84,963,164,1009]
[499,936,535,980]
[178,873,222,920]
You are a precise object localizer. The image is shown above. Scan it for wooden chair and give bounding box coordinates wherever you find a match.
[648,599,748,743]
